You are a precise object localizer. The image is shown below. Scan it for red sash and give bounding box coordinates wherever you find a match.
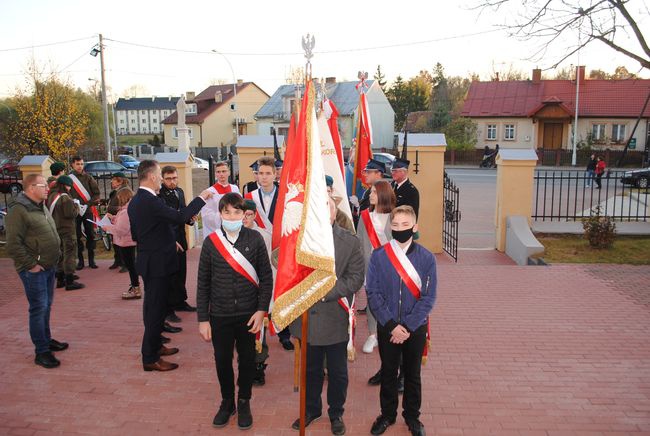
[212,183,232,194]
[208,231,259,287]
[69,173,98,224]
[360,209,382,249]
[244,191,272,230]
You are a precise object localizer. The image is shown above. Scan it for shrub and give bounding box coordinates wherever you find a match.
[582,206,616,248]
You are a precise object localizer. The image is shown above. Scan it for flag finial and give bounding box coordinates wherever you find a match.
[302,34,316,80]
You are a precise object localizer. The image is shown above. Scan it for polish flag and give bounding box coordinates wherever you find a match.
[351,92,373,195]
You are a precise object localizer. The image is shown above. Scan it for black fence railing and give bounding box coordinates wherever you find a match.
[444,148,648,167]
[533,170,649,222]
[91,171,140,202]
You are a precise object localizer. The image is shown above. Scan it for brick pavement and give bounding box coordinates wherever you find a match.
[0,250,649,435]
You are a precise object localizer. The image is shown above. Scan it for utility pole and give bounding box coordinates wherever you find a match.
[99,34,112,160]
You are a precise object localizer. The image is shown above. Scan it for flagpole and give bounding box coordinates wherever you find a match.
[298,33,315,436]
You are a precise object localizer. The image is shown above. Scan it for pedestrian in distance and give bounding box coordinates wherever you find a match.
[6,174,69,369]
[595,156,607,189]
[585,154,597,188]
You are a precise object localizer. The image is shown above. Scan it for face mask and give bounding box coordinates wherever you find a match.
[222,219,243,232]
[392,227,414,243]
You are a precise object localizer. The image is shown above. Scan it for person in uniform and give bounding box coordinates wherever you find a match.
[352,159,386,213]
[47,162,66,189]
[390,158,420,217]
[68,156,101,270]
[274,159,283,183]
[242,162,260,195]
[47,175,85,291]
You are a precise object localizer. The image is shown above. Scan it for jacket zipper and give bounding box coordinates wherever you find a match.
[398,280,403,323]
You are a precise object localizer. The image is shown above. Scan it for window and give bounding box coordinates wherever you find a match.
[131,127,136,132]
[119,120,124,125]
[592,124,606,142]
[152,118,157,123]
[172,127,194,139]
[141,110,146,114]
[504,124,516,140]
[612,124,626,143]
[186,103,197,115]
[486,124,497,140]
[153,126,158,132]
[141,119,147,123]
[130,110,135,115]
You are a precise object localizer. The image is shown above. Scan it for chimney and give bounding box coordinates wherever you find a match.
[237,79,243,86]
[151,95,155,102]
[325,77,336,84]
[576,65,586,85]
[532,68,542,83]
[186,91,195,101]
[215,91,222,103]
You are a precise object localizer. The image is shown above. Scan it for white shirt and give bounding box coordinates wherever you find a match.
[259,185,276,215]
[200,183,240,239]
[139,186,157,196]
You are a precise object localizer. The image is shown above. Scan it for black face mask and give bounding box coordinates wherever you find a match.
[392,227,415,243]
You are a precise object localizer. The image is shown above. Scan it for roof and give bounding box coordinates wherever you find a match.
[461,79,650,118]
[236,135,285,148]
[115,97,179,111]
[162,82,262,125]
[255,80,376,118]
[396,133,447,147]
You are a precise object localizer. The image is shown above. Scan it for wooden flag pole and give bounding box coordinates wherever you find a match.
[299,310,309,436]
[293,339,300,392]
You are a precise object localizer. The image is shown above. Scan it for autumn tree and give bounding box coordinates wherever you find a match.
[475,0,650,70]
[5,74,89,160]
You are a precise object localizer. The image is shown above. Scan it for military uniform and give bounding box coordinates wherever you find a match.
[68,170,100,268]
[392,179,420,217]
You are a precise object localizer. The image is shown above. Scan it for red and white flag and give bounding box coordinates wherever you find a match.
[322,98,345,180]
[271,81,336,331]
[351,91,373,195]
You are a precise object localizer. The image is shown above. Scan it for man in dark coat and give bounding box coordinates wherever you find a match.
[289,196,365,436]
[390,158,420,217]
[128,160,212,372]
[158,165,197,323]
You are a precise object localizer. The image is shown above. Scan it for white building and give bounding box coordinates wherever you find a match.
[115,96,180,136]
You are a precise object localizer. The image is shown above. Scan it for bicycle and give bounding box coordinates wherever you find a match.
[0,209,7,245]
[79,205,112,251]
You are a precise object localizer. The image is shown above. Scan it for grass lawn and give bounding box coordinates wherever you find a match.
[116,134,155,146]
[535,234,650,265]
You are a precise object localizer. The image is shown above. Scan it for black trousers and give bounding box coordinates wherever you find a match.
[306,341,348,420]
[141,275,171,364]
[377,323,427,421]
[75,213,96,261]
[119,246,139,288]
[112,241,123,266]
[167,250,188,313]
[210,314,256,401]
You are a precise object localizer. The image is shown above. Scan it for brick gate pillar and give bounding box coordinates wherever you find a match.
[236,146,275,190]
[18,155,55,180]
[495,149,538,252]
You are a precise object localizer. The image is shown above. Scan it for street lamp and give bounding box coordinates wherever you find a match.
[211,49,238,143]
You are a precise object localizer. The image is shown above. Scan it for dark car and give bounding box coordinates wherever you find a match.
[118,155,140,169]
[621,167,650,188]
[84,161,134,179]
[0,158,20,176]
[0,175,22,195]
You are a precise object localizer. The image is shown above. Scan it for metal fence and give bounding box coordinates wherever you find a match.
[444,148,648,167]
[533,170,649,222]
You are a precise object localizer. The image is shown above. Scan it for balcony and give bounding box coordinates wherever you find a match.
[273,111,291,122]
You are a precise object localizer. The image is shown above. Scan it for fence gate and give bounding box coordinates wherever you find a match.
[442,172,461,262]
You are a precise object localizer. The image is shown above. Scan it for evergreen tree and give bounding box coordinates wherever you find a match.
[374,65,387,91]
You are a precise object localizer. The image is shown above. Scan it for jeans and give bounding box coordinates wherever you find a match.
[306,341,348,420]
[18,268,55,354]
[585,169,595,187]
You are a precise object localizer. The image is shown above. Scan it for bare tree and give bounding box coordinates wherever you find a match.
[475,0,650,70]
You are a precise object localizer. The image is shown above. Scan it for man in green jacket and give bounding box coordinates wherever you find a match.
[6,174,69,369]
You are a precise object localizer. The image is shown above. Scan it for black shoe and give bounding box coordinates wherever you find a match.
[65,274,85,291]
[49,339,69,352]
[166,312,182,323]
[72,274,79,280]
[237,398,253,430]
[291,413,321,430]
[76,261,84,271]
[175,302,197,312]
[368,369,381,386]
[406,419,426,436]
[280,338,294,351]
[55,272,65,289]
[370,415,395,435]
[160,335,171,344]
[163,322,182,333]
[118,266,128,273]
[397,374,405,394]
[252,363,267,386]
[88,263,98,269]
[331,417,346,435]
[108,263,120,270]
[35,352,60,369]
[212,398,236,428]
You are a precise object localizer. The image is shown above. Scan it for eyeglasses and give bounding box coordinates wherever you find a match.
[163,177,178,181]
[31,184,47,188]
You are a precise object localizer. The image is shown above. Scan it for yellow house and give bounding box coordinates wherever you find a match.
[162,82,270,148]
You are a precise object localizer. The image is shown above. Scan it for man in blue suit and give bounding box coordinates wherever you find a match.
[128,160,213,372]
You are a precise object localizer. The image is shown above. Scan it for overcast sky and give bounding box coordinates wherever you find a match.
[1,0,648,101]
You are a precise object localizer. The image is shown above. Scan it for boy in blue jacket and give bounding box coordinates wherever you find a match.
[366,205,437,436]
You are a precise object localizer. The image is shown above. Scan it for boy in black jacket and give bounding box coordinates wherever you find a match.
[197,192,273,431]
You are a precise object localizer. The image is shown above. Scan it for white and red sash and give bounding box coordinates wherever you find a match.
[211,183,233,195]
[383,239,431,363]
[69,173,99,222]
[208,231,259,287]
[337,295,357,361]
[48,193,68,214]
[244,190,273,231]
[360,209,389,249]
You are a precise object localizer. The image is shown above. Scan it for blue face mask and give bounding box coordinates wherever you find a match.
[222,219,243,232]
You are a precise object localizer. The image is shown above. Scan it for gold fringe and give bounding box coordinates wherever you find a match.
[263,317,269,327]
[421,355,427,366]
[347,347,356,362]
[255,339,262,354]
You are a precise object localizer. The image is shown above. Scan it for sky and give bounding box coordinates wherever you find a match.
[0,0,648,101]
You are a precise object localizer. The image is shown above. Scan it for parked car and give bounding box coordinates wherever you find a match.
[0,175,22,195]
[118,155,140,169]
[373,152,396,173]
[621,167,650,188]
[193,157,209,170]
[117,145,134,155]
[84,161,134,179]
[0,158,20,176]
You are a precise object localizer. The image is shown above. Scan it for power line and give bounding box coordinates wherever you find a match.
[0,36,96,52]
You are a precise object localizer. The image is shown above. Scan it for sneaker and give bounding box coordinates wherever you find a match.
[237,398,253,430]
[291,413,321,430]
[331,416,346,435]
[212,398,236,428]
[122,286,142,300]
[363,334,378,353]
[35,352,60,369]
